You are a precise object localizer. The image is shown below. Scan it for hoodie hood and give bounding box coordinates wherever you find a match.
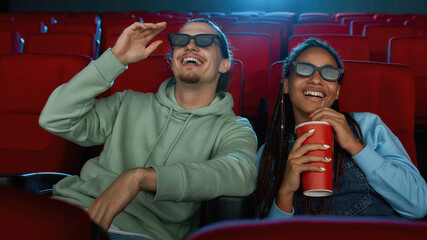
[155,78,235,117]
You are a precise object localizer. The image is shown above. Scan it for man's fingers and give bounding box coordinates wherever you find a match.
[145,40,164,56]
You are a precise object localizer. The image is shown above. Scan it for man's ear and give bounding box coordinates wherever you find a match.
[283,77,289,94]
[219,59,231,74]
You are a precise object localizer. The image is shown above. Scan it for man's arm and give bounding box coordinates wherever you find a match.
[152,117,258,201]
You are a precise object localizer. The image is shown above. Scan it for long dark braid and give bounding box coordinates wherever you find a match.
[256,38,364,218]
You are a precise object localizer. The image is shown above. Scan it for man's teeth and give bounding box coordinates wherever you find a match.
[303,91,325,98]
[183,57,202,65]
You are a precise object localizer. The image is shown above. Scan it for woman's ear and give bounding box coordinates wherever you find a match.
[335,85,340,100]
[219,59,231,74]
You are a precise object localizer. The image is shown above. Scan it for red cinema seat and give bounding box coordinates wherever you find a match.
[267,60,285,123]
[48,23,101,41]
[209,16,239,29]
[350,19,387,35]
[0,54,91,175]
[363,24,423,62]
[341,16,374,26]
[0,185,106,240]
[226,32,272,118]
[288,34,370,61]
[388,36,427,126]
[0,21,47,42]
[0,31,24,54]
[340,61,417,165]
[225,21,283,62]
[108,55,244,116]
[267,60,417,165]
[59,13,101,26]
[404,20,427,35]
[26,32,97,59]
[188,217,427,240]
[334,13,374,22]
[292,24,349,35]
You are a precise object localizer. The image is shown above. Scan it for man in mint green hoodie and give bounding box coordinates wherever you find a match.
[39,19,257,240]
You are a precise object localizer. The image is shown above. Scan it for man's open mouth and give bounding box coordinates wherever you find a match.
[182,57,202,65]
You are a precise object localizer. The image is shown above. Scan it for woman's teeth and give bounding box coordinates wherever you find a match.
[303,91,325,98]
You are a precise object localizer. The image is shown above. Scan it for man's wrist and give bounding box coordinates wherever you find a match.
[137,168,157,192]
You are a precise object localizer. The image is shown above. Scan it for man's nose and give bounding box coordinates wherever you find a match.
[185,39,198,50]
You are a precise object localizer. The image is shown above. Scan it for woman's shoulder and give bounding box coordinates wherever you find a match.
[349,112,386,130]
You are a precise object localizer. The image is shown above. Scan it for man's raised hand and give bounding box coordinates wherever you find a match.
[111,22,167,65]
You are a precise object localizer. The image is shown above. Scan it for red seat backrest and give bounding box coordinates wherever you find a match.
[0,185,93,240]
[340,60,417,165]
[209,16,239,29]
[26,32,97,59]
[188,217,427,240]
[267,60,285,123]
[226,21,282,62]
[0,31,23,54]
[292,24,349,35]
[404,20,427,35]
[0,21,47,42]
[350,19,387,35]
[388,36,427,125]
[0,54,91,174]
[363,24,423,62]
[226,32,272,117]
[48,23,101,40]
[288,34,370,61]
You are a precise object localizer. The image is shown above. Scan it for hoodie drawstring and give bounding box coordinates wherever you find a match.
[143,106,174,164]
[164,113,193,162]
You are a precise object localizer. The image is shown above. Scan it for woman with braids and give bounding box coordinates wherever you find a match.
[256,38,427,219]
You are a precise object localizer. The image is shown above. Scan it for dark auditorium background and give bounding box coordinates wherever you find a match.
[4,0,427,14]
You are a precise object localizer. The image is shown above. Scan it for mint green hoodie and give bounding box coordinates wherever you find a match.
[39,50,258,240]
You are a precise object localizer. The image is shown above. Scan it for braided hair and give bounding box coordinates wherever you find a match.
[256,38,365,218]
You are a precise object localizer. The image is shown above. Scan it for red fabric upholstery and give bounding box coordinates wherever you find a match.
[350,20,387,35]
[209,16,239,29]
[292,24,349,35]
[48,23,101,41]
[267,60,284,123]
[0,54,91,174]
[267,60,417,165]
[363,24,423,62]
[0,185,94,240]
[404,20,427,35]
[0,21,47,42]
[188,217,427,240]
[334,13,374,22]
[226,21,283,62]
[0,31,23,54]
[26,33,97,59]
[340,61,417,165]
[288,34,370,61]
[388,36,427,125]
[226,32,271,117]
